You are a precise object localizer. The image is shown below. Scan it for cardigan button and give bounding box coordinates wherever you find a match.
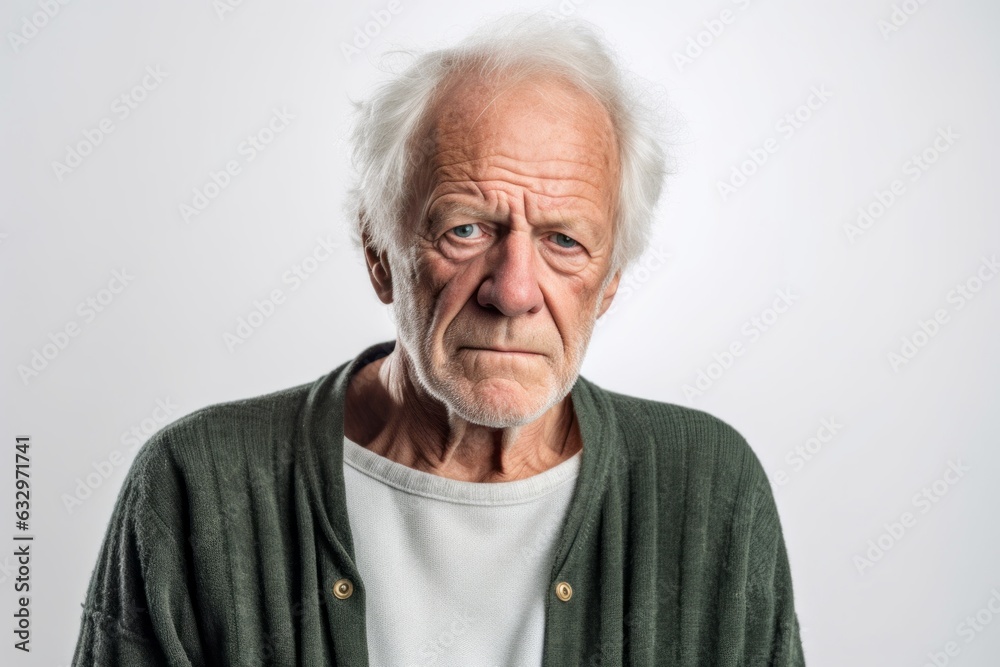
[555,581,573,602]
[333,578,354,600]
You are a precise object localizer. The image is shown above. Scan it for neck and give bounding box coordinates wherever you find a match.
[343,346,581,483]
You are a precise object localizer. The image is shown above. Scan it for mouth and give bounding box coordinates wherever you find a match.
[459,346,544,356]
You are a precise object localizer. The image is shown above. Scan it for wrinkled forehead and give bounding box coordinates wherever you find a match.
[417,68,621,184]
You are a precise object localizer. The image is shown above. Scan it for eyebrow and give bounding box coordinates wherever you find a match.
[428,201,598,235]
[428,201,506,223]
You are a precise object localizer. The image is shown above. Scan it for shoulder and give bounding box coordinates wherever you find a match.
[118,378,319,531]
[580,378,786,559]
[580,377,770,493]
[137,379,315,466]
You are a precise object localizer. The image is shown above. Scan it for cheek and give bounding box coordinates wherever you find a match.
[416,256,482,323]
[549,278,606,349]
[550,273,596,315]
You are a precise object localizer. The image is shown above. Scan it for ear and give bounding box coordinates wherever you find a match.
[362,230,394,304]
[596,269,621,318]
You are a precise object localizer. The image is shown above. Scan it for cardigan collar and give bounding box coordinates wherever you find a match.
[300,339,617,580]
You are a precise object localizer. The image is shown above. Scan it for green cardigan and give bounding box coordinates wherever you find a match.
[73,340,805,666]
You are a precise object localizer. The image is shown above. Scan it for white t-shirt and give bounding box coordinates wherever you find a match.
[343,436,582,667]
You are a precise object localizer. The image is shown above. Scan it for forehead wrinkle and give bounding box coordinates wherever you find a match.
[432,193,602,221]
[416,75,621,240]
[425,82,618,159]
[430,156,612,200]
[428,123,613,169]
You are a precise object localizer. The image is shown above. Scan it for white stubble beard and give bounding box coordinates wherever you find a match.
[389,259,610,429]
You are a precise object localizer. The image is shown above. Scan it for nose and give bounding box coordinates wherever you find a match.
[476,231,544,317]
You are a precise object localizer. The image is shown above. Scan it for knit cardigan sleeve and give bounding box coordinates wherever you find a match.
[72,434,205,667]
[743,464,806,666]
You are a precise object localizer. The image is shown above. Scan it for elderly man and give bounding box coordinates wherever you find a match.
[73,14,804,667]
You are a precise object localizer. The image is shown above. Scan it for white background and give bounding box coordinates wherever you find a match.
[3,0,999,665]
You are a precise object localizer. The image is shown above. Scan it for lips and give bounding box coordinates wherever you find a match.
[461,346,542,355]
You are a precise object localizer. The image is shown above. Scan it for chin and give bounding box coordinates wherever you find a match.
[405,334,577,428]
[441,374,566,428]
[462,380,544,426]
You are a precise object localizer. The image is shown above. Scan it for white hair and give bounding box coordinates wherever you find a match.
[344,12,675,276]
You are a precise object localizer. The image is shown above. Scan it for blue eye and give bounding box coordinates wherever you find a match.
[553,233,578,248]
[452,224,476,238]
